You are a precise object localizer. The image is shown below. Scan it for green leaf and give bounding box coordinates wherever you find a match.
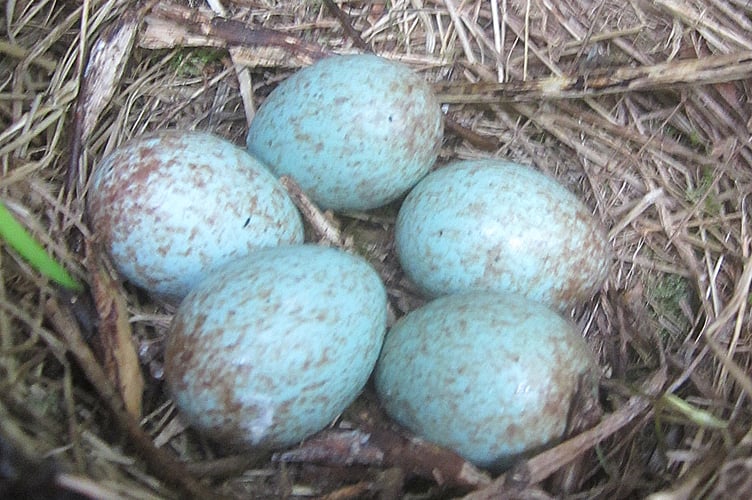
[0,201,82,291]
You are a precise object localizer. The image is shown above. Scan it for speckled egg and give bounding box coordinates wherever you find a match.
[395,159,611,311]
[246,54,443,211]
[375,292,600,471]
[164,245,388,450]
[87,130,304,303]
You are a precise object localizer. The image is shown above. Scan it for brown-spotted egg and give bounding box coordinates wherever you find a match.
[375,292,600,471]
[164,245,388,450]
[246,54,443,211]
[86,130,303,303]
[395,159,611,311]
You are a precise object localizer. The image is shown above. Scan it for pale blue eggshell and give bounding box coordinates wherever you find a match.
[87,130,304,303]
[164,245,388,450]
[395,159,611,311]
[374,292,599,470]
[246,54,443,211]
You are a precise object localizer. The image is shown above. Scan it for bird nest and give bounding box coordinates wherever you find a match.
[2,0,752,498]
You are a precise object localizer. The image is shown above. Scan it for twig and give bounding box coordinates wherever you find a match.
[435,51,752,103]
[322,0,372,52]
[444,115,500,151]
[279,176,346,247]
[146,2,330,63]
[274,427,490,490]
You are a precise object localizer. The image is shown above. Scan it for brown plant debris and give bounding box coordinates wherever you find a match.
[434,50,752,103]
[141,2,332,67]
[86,242,144,420]
[274,426,490,491]
[67,7,140,194]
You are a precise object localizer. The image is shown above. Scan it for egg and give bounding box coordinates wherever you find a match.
[395,159,611,311]
[87,130,304,303]
[246,54,443,211]
[164,245,388,450]
[374,292,600,470]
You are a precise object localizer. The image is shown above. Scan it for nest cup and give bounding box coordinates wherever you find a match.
[1,0,751,498]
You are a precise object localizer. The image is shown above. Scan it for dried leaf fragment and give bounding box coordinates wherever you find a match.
[86,242,144,419]
[78,10,138,143]
[68,8,138,193]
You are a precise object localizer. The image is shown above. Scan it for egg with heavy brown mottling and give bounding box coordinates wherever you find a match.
[374,292,600,471]
[246,54,443,211]
[164,245,388,450]
[395,159,611,311]
[86,130,303,303]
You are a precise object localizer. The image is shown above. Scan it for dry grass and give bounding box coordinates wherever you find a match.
[2,0,752,498]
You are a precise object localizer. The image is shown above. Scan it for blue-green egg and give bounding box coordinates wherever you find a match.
[246,54,443,211]
[87,130,303,303]
[395,159,611,311]
[374,292,600,470]
[164,245,388,450]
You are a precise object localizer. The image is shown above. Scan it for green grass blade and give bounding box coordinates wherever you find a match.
[661,393,728,430]
[0,201,83,291]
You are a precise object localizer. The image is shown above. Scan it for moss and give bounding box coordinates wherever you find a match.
[170,47,226,77]
[645,273,692,342]
[662,123,709,154]
[687,129,705,149]
[685,167,721,216]
[341,222,386,262]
